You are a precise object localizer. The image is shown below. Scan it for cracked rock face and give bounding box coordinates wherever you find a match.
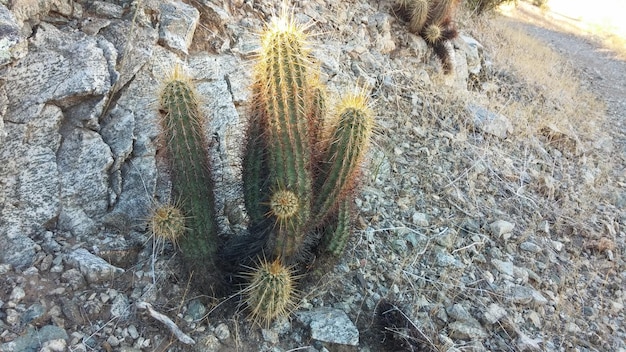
[0,0,248,268]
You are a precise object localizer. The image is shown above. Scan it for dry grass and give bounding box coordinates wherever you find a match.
[471,16,605,149]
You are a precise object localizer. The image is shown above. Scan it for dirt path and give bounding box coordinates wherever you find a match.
[508,2,626,159]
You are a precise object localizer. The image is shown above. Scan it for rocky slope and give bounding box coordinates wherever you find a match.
[1,0,624,351]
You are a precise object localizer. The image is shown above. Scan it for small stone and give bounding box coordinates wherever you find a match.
[158,1,199,55]
[40,339,67,352]
[6,308,20,325]
[508,285,548,305]
[610,301,624,314]
[22,303,46,324]
[412,212,429,227]
[185,299,206,322]
[65,249,124,284]
[262,329,279,344]
[198,334,221,352]
[110,294,130,319]
[489,220,515,237]
[9,286,25,302]
[448,321,487,340]
[128,324,139,339]
[297,308,359,346]
[446,304,473,322]
[527,310,542,328]
[436,230,456,249]
[435,250,458,267]
[89,1,124,18]
[0,263,12,274]
[61,268,87,290]
[551,240,563,252]
[40,254,54,271]
[520,241,542,253]
[214,323,230,341]
[483,303,507,324]
[468,104,513,139]
[565,322,581,333]
[107,335,120,347]
[491,259,514,277]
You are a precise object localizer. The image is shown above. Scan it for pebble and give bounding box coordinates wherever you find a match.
[551,240,564,252]
[491,259,514,277]
[107,335,120,347]
[40,339,67,352]
[435,250,461,267]
[448,321,488,340]
[483,303,507,324]
[9,286,25,303]
[214,323,230,341]
[489,220,515,237]
[436,229,456,249]
[527,310,542,328]
[65,249,125,284]
[412,212,430,227]
[110,294,130,319]
[128,324,139,340]
[508,285,548,305]
[520,241,542,253]
[22,303,46,324]
[185,299,206,322]
[61,268,87,290]
[447,303,473,322]
[198,334,221,352]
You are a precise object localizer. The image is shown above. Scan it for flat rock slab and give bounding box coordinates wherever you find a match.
[296,308,359,346]
[65,248,124,284]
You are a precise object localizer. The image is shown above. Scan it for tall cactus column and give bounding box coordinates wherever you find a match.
[254,16,314,261]
[159,66,219,292]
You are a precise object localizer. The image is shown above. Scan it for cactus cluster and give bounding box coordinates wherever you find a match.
[156,13,374,325]
[395,0,461,73]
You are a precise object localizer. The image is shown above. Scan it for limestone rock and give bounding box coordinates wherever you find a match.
[0,4,27,67]
[65,248,125,284]
[0,325,68,352]
[100,19,158,90]
[158,1,199,55]
[468,104,513,139]
[57,129,113,236]
[5,23,111,123]
[489,219,516,237]
[459,34,482,75]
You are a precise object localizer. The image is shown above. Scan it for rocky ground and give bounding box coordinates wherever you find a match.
[0,0,624,351]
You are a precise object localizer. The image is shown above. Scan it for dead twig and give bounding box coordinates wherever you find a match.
[136,301,195,345]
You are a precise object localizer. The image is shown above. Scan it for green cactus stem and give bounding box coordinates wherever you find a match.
[255,15,313,260]
[313,92,373,224]
[159,66,219,291]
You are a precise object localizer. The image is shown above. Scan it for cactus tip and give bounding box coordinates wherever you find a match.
[244,258,297,326]
[148,204,186,244]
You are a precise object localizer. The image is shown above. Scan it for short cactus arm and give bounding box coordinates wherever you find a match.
[313,94,373,223]
[324,198,353,256]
